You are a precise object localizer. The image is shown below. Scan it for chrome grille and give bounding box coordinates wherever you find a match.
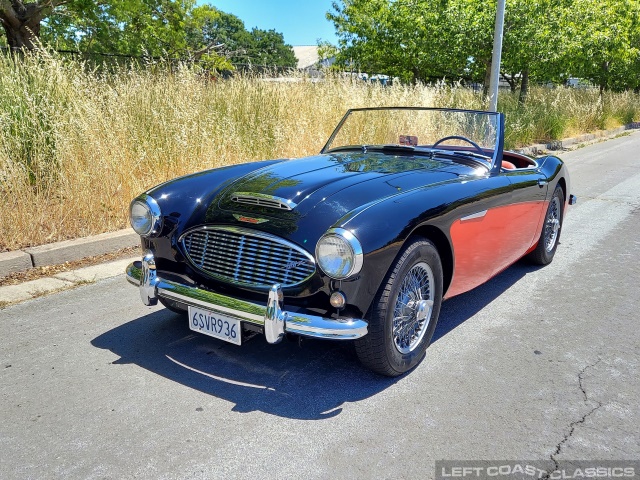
[181,226,315,289]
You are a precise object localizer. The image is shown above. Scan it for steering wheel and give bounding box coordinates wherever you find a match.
[432,135,485,156]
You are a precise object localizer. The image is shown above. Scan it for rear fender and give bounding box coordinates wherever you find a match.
[537,155,571,207]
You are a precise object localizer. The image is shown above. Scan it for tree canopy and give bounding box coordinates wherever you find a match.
[0,1,297,69]
[327,0,640,92]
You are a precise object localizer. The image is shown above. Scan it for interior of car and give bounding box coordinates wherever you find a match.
[501,151,538,170]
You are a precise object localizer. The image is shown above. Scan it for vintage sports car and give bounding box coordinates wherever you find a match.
[126,107,576,376]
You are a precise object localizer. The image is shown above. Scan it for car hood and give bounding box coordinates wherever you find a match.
[216,152,459,219]
[147,151,469,248]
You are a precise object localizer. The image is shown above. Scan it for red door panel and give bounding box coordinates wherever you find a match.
[446,201,548,298]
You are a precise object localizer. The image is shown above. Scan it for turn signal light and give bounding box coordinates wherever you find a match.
[329,291,346,309]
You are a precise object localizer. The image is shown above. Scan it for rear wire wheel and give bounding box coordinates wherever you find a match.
[527,185,565,265]
[356,238,443,376]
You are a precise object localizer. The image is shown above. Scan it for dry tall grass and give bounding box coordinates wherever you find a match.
[1,52,639,251]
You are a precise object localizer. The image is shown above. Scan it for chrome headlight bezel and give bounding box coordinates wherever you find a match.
[315,228,364,280]
[129,194,162,237]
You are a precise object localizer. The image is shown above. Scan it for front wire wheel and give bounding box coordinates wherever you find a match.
[392,262,434,354]
[356,239,443,376]
[527,185,565,265]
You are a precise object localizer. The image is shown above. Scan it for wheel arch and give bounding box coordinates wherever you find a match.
[556,176,567,207]
[406,224,454,297]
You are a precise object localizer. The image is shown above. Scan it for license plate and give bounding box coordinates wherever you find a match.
[188,306,241,345]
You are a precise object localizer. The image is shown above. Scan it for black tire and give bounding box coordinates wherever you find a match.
[355,238,443,377]
[527,185,565,265]
[159,297,188,315]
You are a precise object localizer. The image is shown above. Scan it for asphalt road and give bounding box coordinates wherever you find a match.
[2,131,639,479]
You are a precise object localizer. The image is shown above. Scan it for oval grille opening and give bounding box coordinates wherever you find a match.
[181,226,315,289]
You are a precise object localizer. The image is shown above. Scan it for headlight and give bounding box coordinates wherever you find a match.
[315,228,363,280]
[129,194,162,237]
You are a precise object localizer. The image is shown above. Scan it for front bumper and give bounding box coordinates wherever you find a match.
[125,252,368,344]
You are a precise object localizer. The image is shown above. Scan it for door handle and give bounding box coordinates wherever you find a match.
[537,178,547,188]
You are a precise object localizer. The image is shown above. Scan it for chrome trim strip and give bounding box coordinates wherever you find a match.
[126,260,368,342]
[460,210,488,221]
[231,192,297,211]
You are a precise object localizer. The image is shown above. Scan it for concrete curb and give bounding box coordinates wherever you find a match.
[0,256,139,306]
[0,251,33,277]
[516,122,640,156]
[0,228,139,278]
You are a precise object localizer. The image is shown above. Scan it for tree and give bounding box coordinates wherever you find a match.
[565,0,640,93]
[185,4,296,68]
[1,0,196,55]
[442,0,495,88]
[317,39,338,68]
[327,0,397,77]
[185,4,250,62]
[1,1,296,69]
[327,0,640,93]
[0,0,66,50]
[244,28,296,67]
[499,0,573,102]
[327,0,490,84]
[42,0,195,57]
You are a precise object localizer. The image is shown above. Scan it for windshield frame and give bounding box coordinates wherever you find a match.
[321,107,505,174]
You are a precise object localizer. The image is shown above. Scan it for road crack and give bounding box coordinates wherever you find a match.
[545,358,604,478]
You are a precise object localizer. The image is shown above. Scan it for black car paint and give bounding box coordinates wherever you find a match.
[141,150,567,320]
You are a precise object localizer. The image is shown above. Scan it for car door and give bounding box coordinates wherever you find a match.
[446,166,548,298]
[447,174,514,298]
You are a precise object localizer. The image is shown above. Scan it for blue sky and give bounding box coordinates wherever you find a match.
[197,1,339,46]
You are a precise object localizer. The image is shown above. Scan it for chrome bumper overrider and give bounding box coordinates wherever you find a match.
[125,252,368,343]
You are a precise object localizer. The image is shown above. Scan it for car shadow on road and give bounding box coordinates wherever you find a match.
[92,307,398,420]
[92,261,541,420]
[433,261,542,343]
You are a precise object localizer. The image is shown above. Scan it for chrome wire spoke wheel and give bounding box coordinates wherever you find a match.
[356,238,443,376]
[392,262,435,354]
[544,195,561,252]
[526,185,564,266]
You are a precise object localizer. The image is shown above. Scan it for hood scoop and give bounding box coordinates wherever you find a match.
[231,192,297,211]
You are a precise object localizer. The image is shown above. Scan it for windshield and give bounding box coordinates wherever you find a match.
[322,107,503,165]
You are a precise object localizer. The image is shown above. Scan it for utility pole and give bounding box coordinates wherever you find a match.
[488,0,506,112]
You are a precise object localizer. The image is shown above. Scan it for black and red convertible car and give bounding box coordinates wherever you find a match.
[126,107,575,376]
